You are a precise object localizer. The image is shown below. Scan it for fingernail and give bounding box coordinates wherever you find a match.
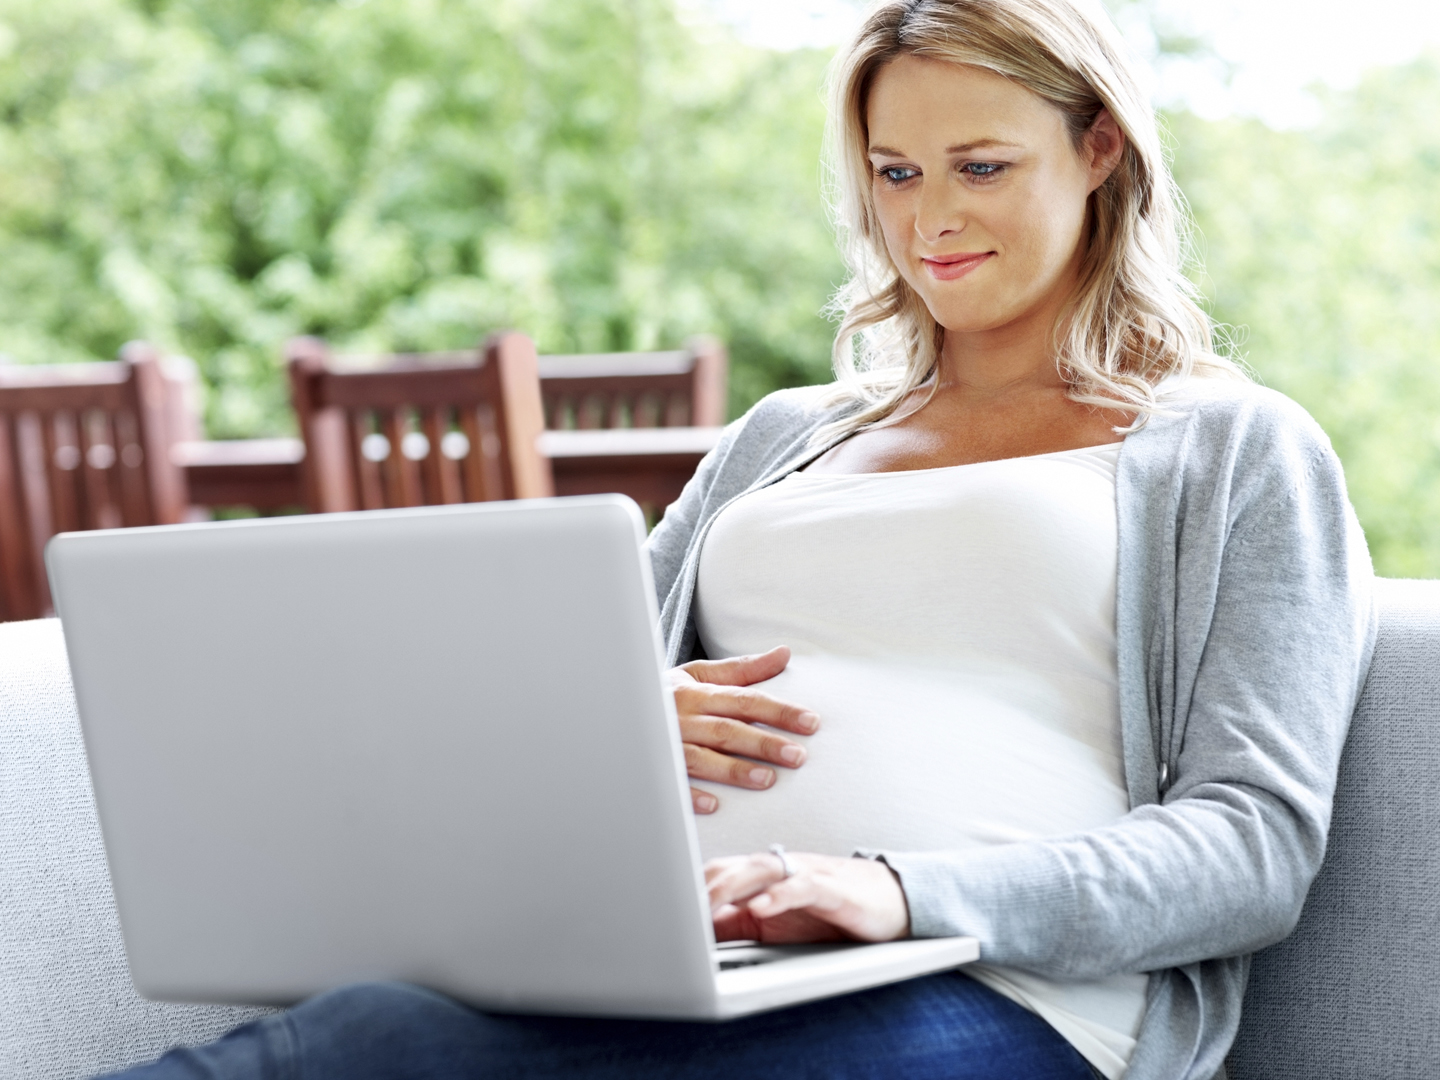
[749,767,775,788]
[750,894,772,910]
[695,793,718,813]
[779,744,805,766]
[798,712,819,732]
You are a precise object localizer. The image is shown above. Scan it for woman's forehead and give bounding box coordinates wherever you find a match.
[866,55,1064,151]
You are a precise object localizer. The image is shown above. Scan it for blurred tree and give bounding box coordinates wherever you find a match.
[3,0,1439,575]
[1169,57,1440,577]
[0,0,842,434]
[1104,0,1214,64]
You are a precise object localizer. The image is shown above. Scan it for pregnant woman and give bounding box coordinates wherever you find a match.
[108,1,1374,1078]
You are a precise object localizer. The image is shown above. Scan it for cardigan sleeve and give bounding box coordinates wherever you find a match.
[880,397,1376,979]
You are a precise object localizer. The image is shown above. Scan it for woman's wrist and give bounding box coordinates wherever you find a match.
[853,850,912,938]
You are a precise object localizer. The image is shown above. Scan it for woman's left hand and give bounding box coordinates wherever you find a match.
[705,851,911,944]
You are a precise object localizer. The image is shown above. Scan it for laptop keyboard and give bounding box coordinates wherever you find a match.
[714,943,798,970]
[713,941,860,970]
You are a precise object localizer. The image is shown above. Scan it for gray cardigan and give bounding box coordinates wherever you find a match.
[644,377,1377,1080]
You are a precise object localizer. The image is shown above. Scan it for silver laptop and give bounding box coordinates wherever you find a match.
[46,496,976,1020]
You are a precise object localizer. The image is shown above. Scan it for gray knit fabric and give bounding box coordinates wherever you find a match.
[0,618,265,1080]
[1228,577,1440,1079]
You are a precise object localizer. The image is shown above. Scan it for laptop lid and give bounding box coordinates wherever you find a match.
[47,496,719,1017]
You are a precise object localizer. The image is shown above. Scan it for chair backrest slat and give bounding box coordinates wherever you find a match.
[458,405,502,504]
[383,407,421,508]
[348,410,383,511]
[40,412,78,536]
[419,407,457,505]
[114,409,153,528]
[79,410,117,531]
[0,414,35,621]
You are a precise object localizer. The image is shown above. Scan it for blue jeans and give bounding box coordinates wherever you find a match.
[103,972,1096,1080]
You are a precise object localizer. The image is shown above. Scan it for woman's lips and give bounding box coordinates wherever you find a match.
[922,252,994,281]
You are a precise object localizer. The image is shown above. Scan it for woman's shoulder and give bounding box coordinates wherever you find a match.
[1132,375,1359,554]
[738,382,852,433]
[1150,374,1336,474]
[717,382,855,467]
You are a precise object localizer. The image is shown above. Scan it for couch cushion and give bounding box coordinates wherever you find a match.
[1229,578,1440,1078]
[0,619,265,1080]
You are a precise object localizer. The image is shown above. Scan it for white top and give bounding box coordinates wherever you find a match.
[691,442,1147,1079]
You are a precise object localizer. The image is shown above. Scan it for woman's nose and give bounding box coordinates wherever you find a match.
[913,181,964,244]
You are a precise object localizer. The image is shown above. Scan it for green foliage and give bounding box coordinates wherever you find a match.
[4,0,1440,575]
[0,0,842,436]
[1169,58,1440,577]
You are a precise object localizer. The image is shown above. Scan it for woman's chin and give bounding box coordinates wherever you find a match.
[929,307,1024,337]
[923,296,1055,340]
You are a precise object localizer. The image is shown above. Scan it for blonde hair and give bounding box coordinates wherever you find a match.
[819,0,1241,439]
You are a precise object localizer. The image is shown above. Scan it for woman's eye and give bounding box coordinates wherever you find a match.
[877,166,919,186]
[962,162,1005,180]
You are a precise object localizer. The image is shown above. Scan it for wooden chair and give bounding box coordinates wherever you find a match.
[537,339,727,431]
[535,339,728,519]
[286,332,554,513]
[0,342,188,621]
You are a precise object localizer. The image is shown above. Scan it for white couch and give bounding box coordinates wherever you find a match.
[3,581,1438,1078]
[0,620,263,1079]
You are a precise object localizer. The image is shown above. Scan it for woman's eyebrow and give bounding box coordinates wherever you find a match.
[945,138,1022,153]
[867,138,1022,157]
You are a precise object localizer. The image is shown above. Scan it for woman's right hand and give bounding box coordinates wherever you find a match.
[670,645,819,815]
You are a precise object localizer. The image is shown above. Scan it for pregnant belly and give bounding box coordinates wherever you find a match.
[692,654,1130,861]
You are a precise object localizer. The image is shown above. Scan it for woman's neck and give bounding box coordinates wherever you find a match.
[936,276,1077,397]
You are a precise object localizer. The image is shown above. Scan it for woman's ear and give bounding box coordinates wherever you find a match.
[1085,108,1126,192]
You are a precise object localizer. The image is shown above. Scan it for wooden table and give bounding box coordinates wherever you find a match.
[173,438,306,510]
[174,427,723,514]
[539,427,722,509]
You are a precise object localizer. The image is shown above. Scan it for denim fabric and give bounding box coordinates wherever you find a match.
[100,972,1096,1080]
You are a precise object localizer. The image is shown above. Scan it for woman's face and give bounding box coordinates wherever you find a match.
[865,55,1120,342]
